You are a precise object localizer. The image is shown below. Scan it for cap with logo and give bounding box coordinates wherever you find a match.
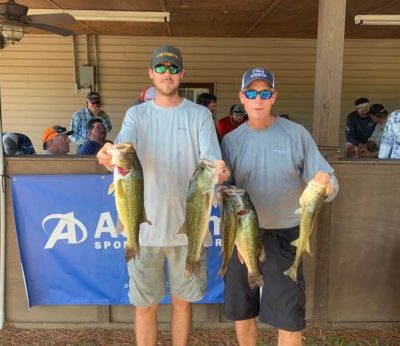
[42,125,73,149]
[86,92,101,103]
[369,104,386,116]
[241,68,275,89]
[150,45,183,68]
[231,104,246,116]
[139,86,156,103]
[2,132,19,154]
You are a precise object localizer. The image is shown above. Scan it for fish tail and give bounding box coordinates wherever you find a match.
[284,266,298,283]
[125,247,139,262]
[184,259,201,278]
[248,272,263,289]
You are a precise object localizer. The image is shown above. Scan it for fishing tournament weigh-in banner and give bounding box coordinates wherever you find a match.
[10,174,224,307]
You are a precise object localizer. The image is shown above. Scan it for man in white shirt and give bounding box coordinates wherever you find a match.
[97,45,228,346]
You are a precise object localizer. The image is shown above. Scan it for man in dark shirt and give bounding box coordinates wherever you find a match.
[77,119,111,155]
[344,97,375,157]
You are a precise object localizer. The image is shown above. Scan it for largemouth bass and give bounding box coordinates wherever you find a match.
[219,186,265,289]
[108,143,151,262]
[179,158,220,277]
[284,180,327,282]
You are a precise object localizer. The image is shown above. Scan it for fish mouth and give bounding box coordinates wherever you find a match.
[117,166,130,176]
[236,209,249,217]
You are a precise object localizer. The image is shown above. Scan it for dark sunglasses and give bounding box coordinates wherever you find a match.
[90,101,100,105]
[153,64,181,75]
[242,89,275,100]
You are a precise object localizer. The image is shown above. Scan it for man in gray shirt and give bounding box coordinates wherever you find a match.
[221,68,339,346]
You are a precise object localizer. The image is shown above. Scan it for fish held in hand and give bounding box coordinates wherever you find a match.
[284,180,327,282]
[108,143,151,262]
[219,186,265,289]
[179,158,220,277]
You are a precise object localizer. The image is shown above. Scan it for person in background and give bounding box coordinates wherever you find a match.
[70,92,112,152]
[344,97,375,158]
[358,104,388,158]
[134,86,156,105]
[215,104,247,140]
[279,114,290,120]
[2,132,36,154]
[379,109,400,159]
[42,125,73,155]
[97,44,228,346]
[221,67,338,346]
[196,92,217,118]
[77,119,112,155]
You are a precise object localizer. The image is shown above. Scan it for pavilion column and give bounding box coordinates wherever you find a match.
[312,0,346,159]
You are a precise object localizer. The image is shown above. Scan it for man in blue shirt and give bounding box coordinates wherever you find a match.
[77,119,112,155]
[70,92,112,152]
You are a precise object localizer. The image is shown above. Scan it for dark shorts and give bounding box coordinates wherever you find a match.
[223,226,306,332]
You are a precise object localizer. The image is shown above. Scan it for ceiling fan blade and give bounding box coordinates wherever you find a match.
[27,13,77,26]
[26,22,74,36]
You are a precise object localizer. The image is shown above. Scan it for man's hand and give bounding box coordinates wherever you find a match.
[312,171,334,197]
[96,142,114,170]
[214,160,230,184]
[358,147,378,158]
[88,102,103,116]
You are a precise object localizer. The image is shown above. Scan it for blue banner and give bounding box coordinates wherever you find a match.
[10,174,223,307]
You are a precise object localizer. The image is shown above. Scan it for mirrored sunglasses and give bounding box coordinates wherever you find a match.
[154,64,181,75]
[242,89,275,100]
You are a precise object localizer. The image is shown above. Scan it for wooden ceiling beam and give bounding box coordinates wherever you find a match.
[240,0,284,38]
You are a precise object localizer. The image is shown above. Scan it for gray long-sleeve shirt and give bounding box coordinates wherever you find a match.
[115,98,221,246]
[221,117,338,229]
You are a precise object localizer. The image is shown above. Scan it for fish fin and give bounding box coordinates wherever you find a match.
[108,182,115,194]
[116,218,124,234]
[125,247,139,262]
[115,179,125,200]
[248,272,264,289]
[284,266,298,283]
[291,238,299,248]
[177,222,187,235]
[142,209,152,226]
[203,229,212,247]
[294,207,303,216]
[218,265,227,277]
[305,241,312,255]
[259,247,266,263]
[237,251,245,265]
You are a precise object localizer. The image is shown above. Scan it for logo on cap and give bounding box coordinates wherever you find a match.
[156,52,178,59]
[250,68,267,79]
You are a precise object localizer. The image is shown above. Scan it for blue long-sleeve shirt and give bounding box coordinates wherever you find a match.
[70,107,112,145]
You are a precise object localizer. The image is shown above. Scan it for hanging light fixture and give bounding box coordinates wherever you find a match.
[1,22,24,43]
[355,15,400,25]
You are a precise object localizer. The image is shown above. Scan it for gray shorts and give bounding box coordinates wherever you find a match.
[127,245,207,307]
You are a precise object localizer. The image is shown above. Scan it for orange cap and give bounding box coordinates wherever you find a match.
[42,125,73,148]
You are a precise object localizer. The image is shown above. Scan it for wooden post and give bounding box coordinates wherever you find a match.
[312,0,346,327]
[312,0,346,159]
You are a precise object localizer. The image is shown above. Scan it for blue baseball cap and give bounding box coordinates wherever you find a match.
[241,68,274,89]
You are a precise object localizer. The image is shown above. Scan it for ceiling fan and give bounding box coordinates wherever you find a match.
[0,0,76,43]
